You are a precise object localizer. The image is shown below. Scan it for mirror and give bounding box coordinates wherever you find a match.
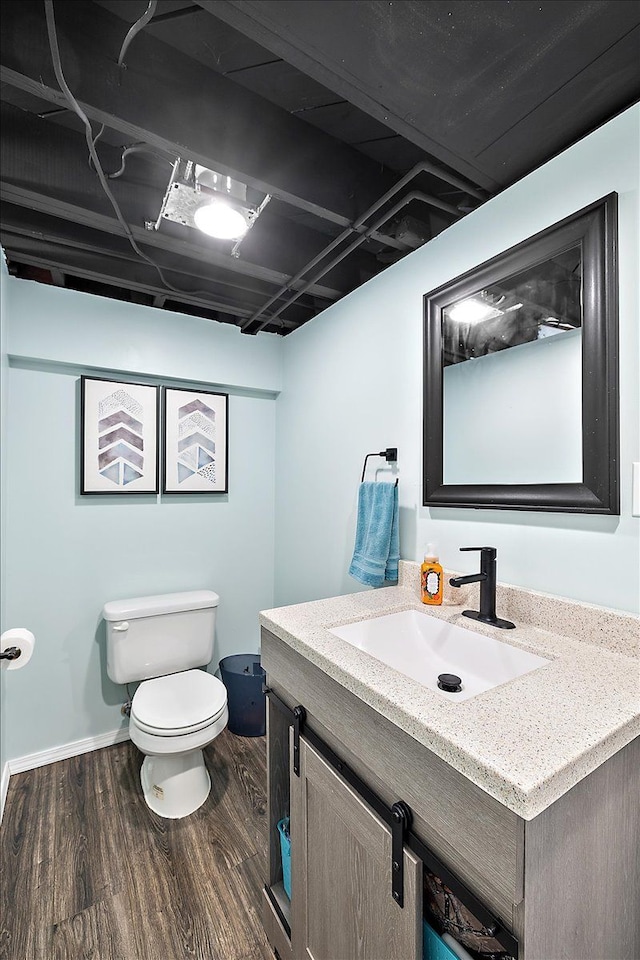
[423,194,619,514]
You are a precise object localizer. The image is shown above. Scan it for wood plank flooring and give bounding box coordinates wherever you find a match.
[0,731,274,960]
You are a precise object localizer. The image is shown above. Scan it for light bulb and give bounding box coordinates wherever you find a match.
[194,201,248,240]
[448,298,502,324]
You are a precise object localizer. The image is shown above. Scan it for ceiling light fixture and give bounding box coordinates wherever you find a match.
[153,159,270,255]
[448,297,503,324]
[194,200,249,240]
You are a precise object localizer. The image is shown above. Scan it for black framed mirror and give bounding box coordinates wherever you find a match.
[423,193,619,514]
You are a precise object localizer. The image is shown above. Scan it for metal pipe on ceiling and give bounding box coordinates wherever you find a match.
[246,190,442,333]
[242,170,467,332]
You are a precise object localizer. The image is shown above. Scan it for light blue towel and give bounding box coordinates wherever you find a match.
[349,481,399,588]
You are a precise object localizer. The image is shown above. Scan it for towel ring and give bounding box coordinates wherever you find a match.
[361,448,398,484]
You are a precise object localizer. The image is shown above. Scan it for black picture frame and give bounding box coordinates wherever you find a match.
[162,386,229,494]
[80,375,160,495]
[423,193,619,514]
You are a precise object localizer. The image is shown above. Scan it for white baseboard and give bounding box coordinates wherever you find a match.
[0,762,9,824]
[0,726,131,823]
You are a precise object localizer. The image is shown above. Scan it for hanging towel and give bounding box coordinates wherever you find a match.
[349,481,399,588]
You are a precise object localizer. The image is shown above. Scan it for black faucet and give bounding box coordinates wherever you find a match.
[449,547,515,630]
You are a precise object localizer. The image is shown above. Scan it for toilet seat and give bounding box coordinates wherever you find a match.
[131,669,227,737]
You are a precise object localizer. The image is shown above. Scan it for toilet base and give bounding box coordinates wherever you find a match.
[140,749,211,819]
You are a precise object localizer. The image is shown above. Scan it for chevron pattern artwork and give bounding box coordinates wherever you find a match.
[98,390,145,486]
[81,377,159,494]
[163,389,228,493]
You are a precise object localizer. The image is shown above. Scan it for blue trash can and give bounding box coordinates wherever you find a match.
[219,654,266,736]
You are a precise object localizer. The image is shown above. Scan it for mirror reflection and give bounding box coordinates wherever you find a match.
[442,246,582,365]
[442,246,583,485]
[424,193,618,514]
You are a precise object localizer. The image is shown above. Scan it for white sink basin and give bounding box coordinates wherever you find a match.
[328,609,550,701]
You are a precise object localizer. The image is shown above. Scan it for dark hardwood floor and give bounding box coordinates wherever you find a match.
[0,731,274,960]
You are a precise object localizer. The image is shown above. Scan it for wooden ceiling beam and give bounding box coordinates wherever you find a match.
[2,235,301,330]
[0,208,312,305]
[0,211,319,313]
[0,180,343,307]
[0,0,400,230]
[0,98,391,297]
[193,0,497,192]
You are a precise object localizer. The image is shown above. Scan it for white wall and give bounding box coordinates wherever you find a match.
[3,280,280,761]
[1,253,9,791]
[274,106,640,614]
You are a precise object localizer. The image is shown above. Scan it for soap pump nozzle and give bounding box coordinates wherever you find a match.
[424,542,438,561]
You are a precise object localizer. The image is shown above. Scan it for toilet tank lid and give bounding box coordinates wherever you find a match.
[103,590,219,621]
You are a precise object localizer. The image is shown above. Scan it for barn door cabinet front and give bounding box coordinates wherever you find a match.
[290,735,421,960]
[261,626,640,960]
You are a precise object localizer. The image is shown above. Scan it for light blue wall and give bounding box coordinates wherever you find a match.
[3,106,639,766]
[275,105,640,614]
[7,279,281,393]
[3,280,280,761]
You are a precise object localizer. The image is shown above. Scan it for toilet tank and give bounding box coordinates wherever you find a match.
[103,590,219,684]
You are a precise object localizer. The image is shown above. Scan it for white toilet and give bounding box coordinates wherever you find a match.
[103,590,228,819]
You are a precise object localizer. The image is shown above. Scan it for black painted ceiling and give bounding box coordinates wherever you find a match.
[1,1,639,335]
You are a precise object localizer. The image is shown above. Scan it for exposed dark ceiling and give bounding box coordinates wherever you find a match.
[1,1,639,335]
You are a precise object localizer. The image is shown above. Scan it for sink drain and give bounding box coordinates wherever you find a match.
[437,673,462,693]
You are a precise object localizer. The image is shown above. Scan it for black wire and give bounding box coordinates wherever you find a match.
[43,0,234,306]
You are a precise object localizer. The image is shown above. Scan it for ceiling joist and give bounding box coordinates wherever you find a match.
[0,0,413,229]
[194,0,498,193]
[3,0,637,335]
[0,208,317,322]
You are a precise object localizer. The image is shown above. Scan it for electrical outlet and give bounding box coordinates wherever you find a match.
[633,463,640,517]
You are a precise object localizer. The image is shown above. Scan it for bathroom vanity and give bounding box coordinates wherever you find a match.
[259,565,639,960]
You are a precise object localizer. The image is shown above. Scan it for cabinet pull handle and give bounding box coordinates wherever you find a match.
[292,705,305,777]
[390,801,411,908]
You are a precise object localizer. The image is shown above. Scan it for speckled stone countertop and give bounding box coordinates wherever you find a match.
[260,563,639,820]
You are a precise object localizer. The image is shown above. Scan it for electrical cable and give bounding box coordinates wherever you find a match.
[88,123,105,169]
[43,0,239,307]
[108,144,174,179]
[117,0,158,67]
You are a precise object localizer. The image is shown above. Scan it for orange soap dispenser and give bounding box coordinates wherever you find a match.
[421,544,443,605]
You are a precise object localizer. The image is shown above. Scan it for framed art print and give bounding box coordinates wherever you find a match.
[81,376,159,494]
[163,387,228,494]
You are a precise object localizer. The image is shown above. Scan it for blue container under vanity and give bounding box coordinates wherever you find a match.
[277,816,292,900]
[423,921,461,960]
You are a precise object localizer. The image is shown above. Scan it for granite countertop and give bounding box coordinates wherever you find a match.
[259,566,640,820]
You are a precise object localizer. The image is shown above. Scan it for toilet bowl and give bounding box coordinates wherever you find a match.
[103,590,226,819]
[129,669,228,818]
